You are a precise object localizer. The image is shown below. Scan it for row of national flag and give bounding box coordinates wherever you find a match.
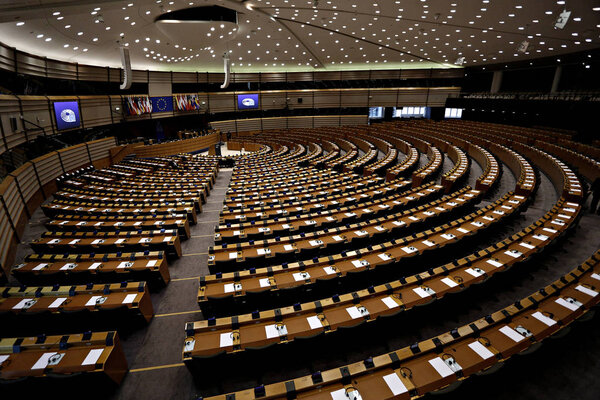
[123,95,202,116]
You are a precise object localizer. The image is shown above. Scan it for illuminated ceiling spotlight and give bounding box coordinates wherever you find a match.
[554,9,571,29]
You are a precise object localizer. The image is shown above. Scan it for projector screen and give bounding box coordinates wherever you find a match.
[237,94,259,110]
[53,101,81,131]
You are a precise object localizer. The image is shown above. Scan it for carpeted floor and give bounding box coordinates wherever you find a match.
[11,160,600,400]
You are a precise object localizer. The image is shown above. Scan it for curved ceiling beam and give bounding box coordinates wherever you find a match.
[273,16,448,66]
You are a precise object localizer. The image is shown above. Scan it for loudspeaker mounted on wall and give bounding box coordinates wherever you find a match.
[120,46,132,90]
[221,53,231,89]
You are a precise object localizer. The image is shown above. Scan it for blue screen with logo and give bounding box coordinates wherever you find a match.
[53,101,81,131]
[237,94,259,110]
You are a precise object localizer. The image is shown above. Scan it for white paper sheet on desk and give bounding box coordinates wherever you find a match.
[115,239,126,244]
[354,230,368,236]
[441,277,458,288]
[378,253,391,261]
[429,357,455,377]
[543,227,558,234]
[122,294,137,304]
[381,296,399,309]
[146,260,157,267]
[468,341,494,360]
[499,325,524,342]
[259,278,271,288]
[162,236,172,242]
[351,260,366,268]
[257,248,270,255]
[556,297,579,311]
[293,272,310,281]
[92,239,104,244]
[60,263,76,271]
[94,222,103,226]
[519,242,535,250]
[229,252,238,259]
[309,240,322,247]
[89,262,102,270]
[413,287,431,298]
[592,273,600,281]
[466,268,484,277]
[383,372,408,395]
[422,240,435,247]
[12,298,35,309]
[486,259,503,268]
[306,315,323,330]
[282,224,291,229]
[346,306,365,319]
[220,332,233,347]
[408,216,419,221]
[323,266,336,275]
[392,221,405,226]
[48,239,61,244]
[283,244,294,251]
[504,250,522,258]
[117,262,132,269]
[0,355,9,366]
[401,246,417,254]
[532,311,556,326]
[81,348,104,366]
[575,285,599,297]
[48,297,67,308]
[223,283,236,293]
[330,388,354,400]
[86,296,103,306]
[32,352,60,369]
[264,324,286,339]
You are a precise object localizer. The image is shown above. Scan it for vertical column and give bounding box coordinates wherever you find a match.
[490,70,503,93]
[551,65,562,93]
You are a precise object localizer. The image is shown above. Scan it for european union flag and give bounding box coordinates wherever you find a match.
[150,96,174,113]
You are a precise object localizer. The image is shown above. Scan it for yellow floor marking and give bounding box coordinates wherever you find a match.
[155,310,201,318]
[129,363,186,373]
[171,276,200,282]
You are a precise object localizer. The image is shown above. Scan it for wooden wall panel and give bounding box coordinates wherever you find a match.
[46,59,77,80]
[0,138,117,273]
[78,65,110,82]
[235,118,261,132]
[313,91,341,108]
[80,96,113,128]
[287,116,312,129]
[0,44,15,72]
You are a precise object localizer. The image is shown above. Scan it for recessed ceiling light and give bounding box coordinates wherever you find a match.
[16,21,24,26]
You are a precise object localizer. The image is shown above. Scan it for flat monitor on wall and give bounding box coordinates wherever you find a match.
[237,94,259,110]
[53,101,81,131]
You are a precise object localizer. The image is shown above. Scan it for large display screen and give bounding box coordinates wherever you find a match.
[237,93,259,110]
[53,101,81,131]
